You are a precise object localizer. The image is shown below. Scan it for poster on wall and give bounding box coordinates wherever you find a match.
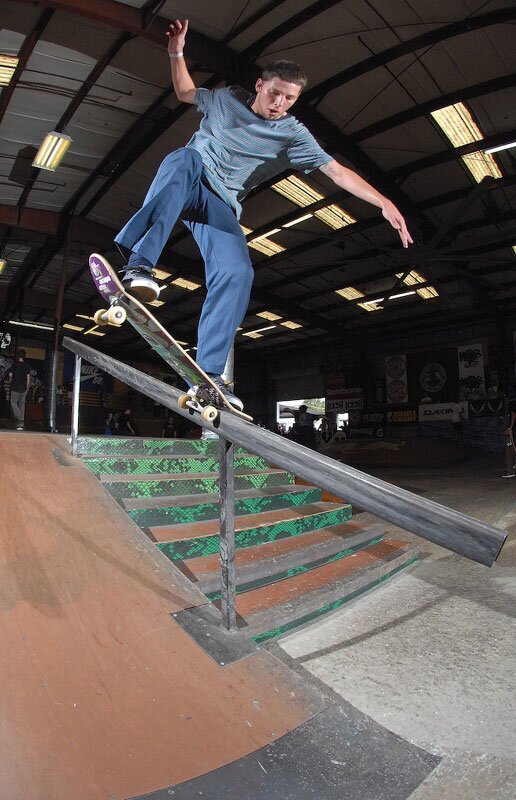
[63,351,114,394]
[457,344,485,399]
[385,354,408,404]
[324,356,363,414]
[407,349,459,404]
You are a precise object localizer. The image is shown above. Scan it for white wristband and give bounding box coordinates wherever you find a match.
[169,51,184,59]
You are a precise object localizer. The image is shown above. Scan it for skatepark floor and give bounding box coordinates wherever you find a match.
[279,446,516,799]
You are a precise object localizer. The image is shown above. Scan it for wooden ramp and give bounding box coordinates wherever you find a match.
[0,433,439,800]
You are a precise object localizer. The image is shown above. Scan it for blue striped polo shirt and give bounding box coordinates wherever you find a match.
[186,86,332,218]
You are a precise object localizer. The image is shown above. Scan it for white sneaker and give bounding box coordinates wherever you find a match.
[122,269,159,302]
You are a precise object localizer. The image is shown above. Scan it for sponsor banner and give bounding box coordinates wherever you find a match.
[349,412,385,427]
[326,397,364,413]
[385,354,408,404]
[385,408,418,423]
[407,349,459,404]
[468,398,504,417]
[418,401,468,422]
[458,344,485,399]
[326,383,363,398]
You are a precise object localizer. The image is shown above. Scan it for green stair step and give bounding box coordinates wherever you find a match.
[251,545,420,643]
[104,469,294,501]
[191,522,386,596]
[156,502,352,561]
[76,436,249,457]
[130,485,323,529]
[84,453,270,476]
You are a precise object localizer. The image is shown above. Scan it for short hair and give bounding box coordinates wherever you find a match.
[261,60,307,90]
[17,349,26,359]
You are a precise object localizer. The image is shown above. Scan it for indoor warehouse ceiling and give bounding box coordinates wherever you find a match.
[0,0,515,364]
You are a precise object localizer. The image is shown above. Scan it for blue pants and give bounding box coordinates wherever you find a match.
[115,147,254,375]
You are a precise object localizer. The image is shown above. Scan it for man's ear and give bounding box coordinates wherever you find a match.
[255,77,263,93]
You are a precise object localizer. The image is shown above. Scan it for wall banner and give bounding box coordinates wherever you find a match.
[418,401,468,422]
[457,344,485,399]
[385,355,408,404]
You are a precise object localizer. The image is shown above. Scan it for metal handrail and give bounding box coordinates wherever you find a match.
[63,337,507,573]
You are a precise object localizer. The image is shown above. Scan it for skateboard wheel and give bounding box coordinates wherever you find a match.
[178,394,190,410]
[94,309,108,325]
[202,405,219,424]
[106,306,127,326]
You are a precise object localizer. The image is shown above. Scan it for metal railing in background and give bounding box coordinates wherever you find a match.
[63,337,507,629]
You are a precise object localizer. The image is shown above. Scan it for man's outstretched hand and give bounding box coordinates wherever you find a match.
[381,199,413,248]
[167,19,188,54]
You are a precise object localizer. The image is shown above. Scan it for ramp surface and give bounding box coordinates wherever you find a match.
[0,433,439,800]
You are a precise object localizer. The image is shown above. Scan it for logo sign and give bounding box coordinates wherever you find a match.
[326,397,364,413]
[418,401,468,421]
[420,362,447,394]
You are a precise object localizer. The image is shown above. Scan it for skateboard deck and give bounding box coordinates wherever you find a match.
[88,253,252,424]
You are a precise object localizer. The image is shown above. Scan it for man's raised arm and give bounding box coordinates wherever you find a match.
[320,160,413,248]
[167,19,197,104]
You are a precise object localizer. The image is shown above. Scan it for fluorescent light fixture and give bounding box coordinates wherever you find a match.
[280,320,302,329]
[153,268,172,280]
[389,290,416,300]
[148,299,165,307]
[0,258,6,274]
[283,213,313,228]
[171,277,201,291]
[8,319,54,330]
[256,311,282,321]
[242,331,263,339]
[62,323,85,332]
[272,175,355,229]
[484,140,516,155]
[252,228,282,240]
[253,325,276,334]
[32,131,72,171]
[0,54,19,87]
[76,313,95,321]
[335,286,365,300]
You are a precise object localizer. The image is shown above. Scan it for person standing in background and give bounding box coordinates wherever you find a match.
[8,349,31,431]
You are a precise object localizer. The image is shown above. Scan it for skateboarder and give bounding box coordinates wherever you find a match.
[114,19,413,409]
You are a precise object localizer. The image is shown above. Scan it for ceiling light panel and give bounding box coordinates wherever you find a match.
[257,311,282,321]
[171,277,201,291]
[431,102,484,148]
[0,54,18,87]
[335,286,365,300]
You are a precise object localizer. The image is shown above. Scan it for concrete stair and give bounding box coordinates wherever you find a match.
[79,435,419,641]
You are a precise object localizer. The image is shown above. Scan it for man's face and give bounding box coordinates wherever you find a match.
[252,77,302,119]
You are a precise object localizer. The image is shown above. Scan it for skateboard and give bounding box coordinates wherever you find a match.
[88,253,252,424]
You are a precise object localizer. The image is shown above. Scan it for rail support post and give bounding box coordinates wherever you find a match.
[218,436,237,631]
[70,355,81,457]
